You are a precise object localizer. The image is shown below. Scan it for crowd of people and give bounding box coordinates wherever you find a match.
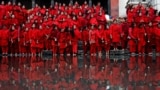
[0,1,160,56]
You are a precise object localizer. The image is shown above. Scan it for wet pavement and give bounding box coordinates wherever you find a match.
[0,55,159,90]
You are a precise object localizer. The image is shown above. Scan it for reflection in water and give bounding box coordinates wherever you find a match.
[0,55,159,90]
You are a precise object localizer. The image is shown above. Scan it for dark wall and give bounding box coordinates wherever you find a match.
[17,0,32,9]
[0,0,109,12]
[35,0,51,8]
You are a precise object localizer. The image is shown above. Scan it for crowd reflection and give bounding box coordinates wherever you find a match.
[0,55,159,90]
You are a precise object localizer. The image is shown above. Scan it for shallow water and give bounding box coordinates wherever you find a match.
[0,55,159,90]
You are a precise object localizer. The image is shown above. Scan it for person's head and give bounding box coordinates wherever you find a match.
[18,2,21,6]
[84,1,87,5]
[73,25,77,29]
[97,2,101,6]
[22,5,25,9]
[8,1,11,5]
[43,5,46,9]
[39,25,42,30]
[32,23,36,28]
[11,14,15,19]
[91,25,94,29]
[138,12,142,16]
[1,1,4,5]
[72,16,77,20]
[25,28,29,31]
[11,25,15,30]
[98,25,102,30]
[35,4,39,7]
[148,22,152,26]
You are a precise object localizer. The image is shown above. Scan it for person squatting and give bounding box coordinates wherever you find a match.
[0,1,159,56]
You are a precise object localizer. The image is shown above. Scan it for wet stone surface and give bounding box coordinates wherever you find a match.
[0,54,159,90]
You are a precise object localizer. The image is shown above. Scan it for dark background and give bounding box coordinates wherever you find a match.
[0,0,110,13]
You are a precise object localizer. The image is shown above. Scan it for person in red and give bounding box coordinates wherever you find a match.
[50,26,59,56]
[0,26,9,55]
[121,18,129,52]
[58,28,66,56]
[154,23,160,55]
[71,25,81,56]
[29,23,38,56]
[89,25,98,56]
[126,5,135,24]
[23,27,31,54]
[128,23,138,55]
[104,24,112,55]
[145,22,155,55]
[19,24,26,55]
[81,26,89,55]
[137,23,146,55]
[65,27,72,56]
[10,25,19,56]
[43,25,52,51]
[110,19,122,51]
[97,25,105,56]
[36,25,45,55]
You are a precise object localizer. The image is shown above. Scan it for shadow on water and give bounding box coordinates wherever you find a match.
[0,54,159,90]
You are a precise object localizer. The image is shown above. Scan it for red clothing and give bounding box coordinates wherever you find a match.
[58,31,66,54]
[110,23,122,43]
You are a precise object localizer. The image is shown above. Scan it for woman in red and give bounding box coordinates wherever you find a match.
[97,25,104,56]
[50,26,59,56]
[128,23,138,55]
[71,25,81,56]
[29,23,38,56]
[36,25,45,55]
[65,27,72,56]
[81,26,89,55]
[137,23,146,55]
[0,26,9,55]
[89,25,98,56]
[110,19,122,51]
[58,28,66,56]
[145,22,155,55]
[104,24,111,55]
[10,25,19,56]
